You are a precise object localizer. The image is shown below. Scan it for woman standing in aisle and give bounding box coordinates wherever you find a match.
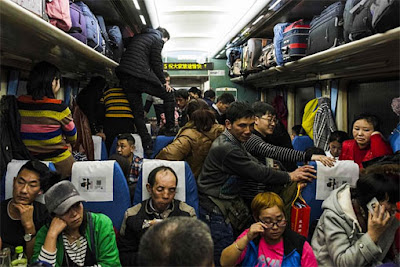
[17,61,76,178]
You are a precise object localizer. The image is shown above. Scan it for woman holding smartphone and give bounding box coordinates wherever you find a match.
[311,163,399,266]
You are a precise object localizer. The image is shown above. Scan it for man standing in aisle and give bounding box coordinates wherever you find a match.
[116,27,175,156]
[197,102,317,266]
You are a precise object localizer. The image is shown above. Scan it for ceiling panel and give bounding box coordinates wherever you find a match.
[146,0,261,58]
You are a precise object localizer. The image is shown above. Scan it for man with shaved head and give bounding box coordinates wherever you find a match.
[118,166,196,266]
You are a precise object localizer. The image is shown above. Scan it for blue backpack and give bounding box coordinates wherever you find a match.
[106,25,123,62]
[273,22,290,66]
[74,1,104,52]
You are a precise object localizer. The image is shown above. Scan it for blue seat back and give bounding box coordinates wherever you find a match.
[151,136,175,158]
[71,161,130,231]
[1,160,56,201]
[109,134,144,158]
[301,161,323,224]
[133,159,199,217]
[292,135,314,151]
[92,135,108,160]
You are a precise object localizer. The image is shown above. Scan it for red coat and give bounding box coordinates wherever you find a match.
[339,134,393,168]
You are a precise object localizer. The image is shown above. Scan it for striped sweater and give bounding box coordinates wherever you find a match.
[241,130,312,201]
[17,95,77,163]
[103,88,134,118]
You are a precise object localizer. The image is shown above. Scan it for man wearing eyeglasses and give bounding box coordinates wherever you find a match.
[0,160,57,260]
[243,102,335,208]
[197,102,317,266]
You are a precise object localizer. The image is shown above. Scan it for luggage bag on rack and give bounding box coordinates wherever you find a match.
[244,38,270,72]
[75,1,104,52]
[96,15,113,59]
[68,2,87,44]
[258,43,276,69]
[226,47,242,77]
[370,0,400,33]
[307,1,345,55]
[273,22,291,66]
[281,19,310,63]
[343,0,374,42]
[46,0,72,32]
[107,26,124,62]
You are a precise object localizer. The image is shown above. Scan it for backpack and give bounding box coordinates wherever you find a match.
[343,0,375,42]
[370,0,400,33]
[302,98,319,139]
[74,1,104,52]
[68,1,87,44]
[46,0,72,32]
[96,15,113,59]
[281,19,310,63]
[106,25,124,62]
[0,96,33,177]
[273,22,291,66]
[226,47,242,77]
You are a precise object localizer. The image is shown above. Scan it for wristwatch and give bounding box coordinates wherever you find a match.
[23,233,36,242]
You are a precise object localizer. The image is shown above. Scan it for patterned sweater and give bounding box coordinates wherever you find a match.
[17,95,77,163]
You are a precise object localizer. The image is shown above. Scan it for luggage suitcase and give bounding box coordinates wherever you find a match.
[307,2,345,55]
[107,25,124,62]
[281,19,310,63]
[244,38,270,71]
[226,47,241,68]
[370,0,400,33]
[68,2,87,44]
[343,0,374,42]
[258,43,276,69]
[46,0,72,32]
[96,15,113,58]
[226,47,242,77]
[273,22,291,66]
[231,59,242,77]
[241,44,249,72]
[75,1,104,52]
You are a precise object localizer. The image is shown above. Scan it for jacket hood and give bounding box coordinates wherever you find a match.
[141,27,161,38]
[322,183,363,234]
[202,124,225,140]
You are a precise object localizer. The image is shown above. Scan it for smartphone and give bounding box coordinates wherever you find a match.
[265,157,274,168]
[367,197,379,214]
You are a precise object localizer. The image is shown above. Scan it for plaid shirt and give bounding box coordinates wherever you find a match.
[128,154,143,184]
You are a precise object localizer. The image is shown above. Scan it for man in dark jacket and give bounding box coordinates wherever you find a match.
[0,160,58,260]
[118,166,196,266]
[116,27,174,154]
[197,102,317,266]
[211,92,235,125]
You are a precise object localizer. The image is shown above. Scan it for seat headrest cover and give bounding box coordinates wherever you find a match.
[71,160,115,202]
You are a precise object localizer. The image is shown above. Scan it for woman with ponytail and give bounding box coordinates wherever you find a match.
[156,99,224,178]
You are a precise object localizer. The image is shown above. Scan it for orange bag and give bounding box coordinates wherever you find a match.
[291,184,311,238]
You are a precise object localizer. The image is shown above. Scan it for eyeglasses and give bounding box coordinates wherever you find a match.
[259,117,278,124]
[259,219,287,228]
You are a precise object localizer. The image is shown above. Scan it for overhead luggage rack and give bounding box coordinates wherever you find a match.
[231,27,400,88]
[0,0,118,78]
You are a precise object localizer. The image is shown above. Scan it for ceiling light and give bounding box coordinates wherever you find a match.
[252,15,264,25]
[219,50,226,54]
[232,37,239,43]
[241,27,250,36]
[140,15,146,25]
[133,0,140,10]
[268,0,281,10]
